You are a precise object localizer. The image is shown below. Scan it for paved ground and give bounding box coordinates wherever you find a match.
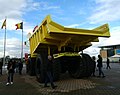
[0,63,120,95]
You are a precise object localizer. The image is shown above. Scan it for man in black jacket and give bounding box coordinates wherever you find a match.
[18,60,23,75]
[91,56,96,77]
[97,55,105,78]
[0,58,3,75]
[106,57,111,69]
[6,59,16,86]
[44,55,57,89]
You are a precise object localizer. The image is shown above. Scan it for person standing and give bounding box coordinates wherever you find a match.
[0,58,3,75]
[18,60,23,75]
[106,57,111,69]
[15,60,19,73]
[44,55,57,89]
[6,59,16,86]
[97,55,105,78]
[91,56,96,77]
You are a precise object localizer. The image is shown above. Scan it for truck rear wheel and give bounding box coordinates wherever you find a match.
[68,53,94,78]
[81,53,94,77]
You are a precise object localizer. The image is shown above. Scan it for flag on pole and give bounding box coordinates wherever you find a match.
[24,41,26,45]
[33,25,38,32]
[1,19,6,29]
[15,22,24,61]
[24,40,29,47]
[15,22,23,30]
[27,32,31,38]
[1,18,7,69]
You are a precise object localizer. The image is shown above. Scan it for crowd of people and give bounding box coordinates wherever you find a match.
[0,59,23,85]
[0,56,57,88]
[0,54,111,88]
[6,59,23,86]
[91,55,112,78]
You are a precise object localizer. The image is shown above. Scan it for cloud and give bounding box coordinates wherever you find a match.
[0,37,20,58]
[65,24,80,28]
[0,0,34,34]
[0,0,27,19]
[0,18,33,38]
[0,0,60,34]
[65,21,88,28]
[100,26,120,45]
[84,26,120,56]
[26,1,60,11]
[88,0,120,23]
[0,0,59,58]
[0,37,29,58]
[0,0,59,19]
[39,2,59,10]
[0,0,120,58]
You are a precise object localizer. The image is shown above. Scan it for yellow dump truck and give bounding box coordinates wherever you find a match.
[27,15,110,82]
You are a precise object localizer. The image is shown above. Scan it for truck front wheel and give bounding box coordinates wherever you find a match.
[27,58,36,76]
[35,55,45,83]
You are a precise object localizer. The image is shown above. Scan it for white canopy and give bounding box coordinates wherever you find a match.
[111,54,120,58]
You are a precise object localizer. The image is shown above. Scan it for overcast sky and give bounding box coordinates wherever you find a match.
[0,0,120,58]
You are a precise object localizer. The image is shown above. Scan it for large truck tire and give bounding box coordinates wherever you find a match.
[27,58,36,76]
[52,58,61,81]
[35,52,61,83]
[57,57,68,73]
[67,56,83,78]
[35,55,46,83]
[81,53,94,77]
[68,53,94,78]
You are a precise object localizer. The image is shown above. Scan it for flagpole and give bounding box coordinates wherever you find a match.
[15,22,23,61]
[3,18,7,70]
[21,25,23,61]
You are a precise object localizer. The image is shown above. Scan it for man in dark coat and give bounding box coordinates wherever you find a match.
[18,60,23,75]
[44,55,57,89]
[91,56,96,77]
[97,55,105,78]
[6,59,16,86]
[0,58,3,75]
[106,57,111,69]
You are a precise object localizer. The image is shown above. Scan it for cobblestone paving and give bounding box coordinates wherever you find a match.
[23,75,97,94]
[0,63,120,95]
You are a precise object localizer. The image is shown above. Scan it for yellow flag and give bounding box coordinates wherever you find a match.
[1,19,6,29]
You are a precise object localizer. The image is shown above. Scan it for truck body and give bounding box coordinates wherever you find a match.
[27,15,110,82]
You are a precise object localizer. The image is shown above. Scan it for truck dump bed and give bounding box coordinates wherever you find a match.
[29,15,110,55]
